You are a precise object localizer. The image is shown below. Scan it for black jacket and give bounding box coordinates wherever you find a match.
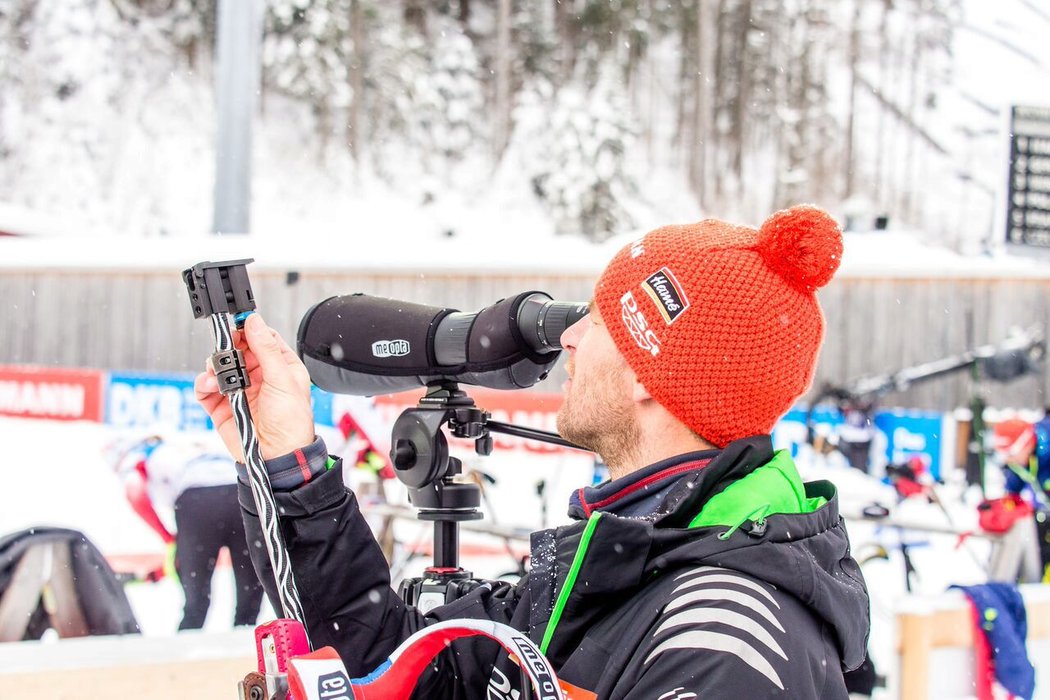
[240,436,869,699]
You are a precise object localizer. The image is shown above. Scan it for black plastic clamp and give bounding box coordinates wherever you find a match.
[182,259,257,318]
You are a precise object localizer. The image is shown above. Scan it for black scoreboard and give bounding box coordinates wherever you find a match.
[1006,105,1050,248]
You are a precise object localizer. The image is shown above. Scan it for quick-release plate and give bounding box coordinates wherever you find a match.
[183,259,257,318]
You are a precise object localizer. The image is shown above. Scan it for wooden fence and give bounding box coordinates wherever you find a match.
[0,266,1047,412]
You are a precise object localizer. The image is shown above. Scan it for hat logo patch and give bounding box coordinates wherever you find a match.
[620,291,661,356]
[642,267,690,325]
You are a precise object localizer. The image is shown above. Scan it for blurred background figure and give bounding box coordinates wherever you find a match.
[986,413,1050,583]
[105,432,263,630]
[337,410,394,480]
[334,410,397,562]
[993,411,1050,581]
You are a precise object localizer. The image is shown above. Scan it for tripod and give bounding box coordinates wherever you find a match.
[390,381,584,612]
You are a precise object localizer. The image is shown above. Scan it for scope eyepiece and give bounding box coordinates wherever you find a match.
[516,295,590,353]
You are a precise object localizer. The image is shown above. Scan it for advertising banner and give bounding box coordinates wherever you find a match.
[106,372,211,430]
[775,405,949,479]
[106,370,339,432]
[2,363,959,479]
[873,410,948,481]
[0,365,104,421]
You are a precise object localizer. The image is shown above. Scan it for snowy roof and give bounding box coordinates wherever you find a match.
[1,220,1047,280]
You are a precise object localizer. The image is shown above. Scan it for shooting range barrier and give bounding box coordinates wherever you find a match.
[0,628,256,698]
[894,584,1050,699]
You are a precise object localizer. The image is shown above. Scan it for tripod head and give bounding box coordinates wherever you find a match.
[390,382,488,518]
[389,380,586,611]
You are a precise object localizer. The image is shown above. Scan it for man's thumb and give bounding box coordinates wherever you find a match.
[244,313,283,371]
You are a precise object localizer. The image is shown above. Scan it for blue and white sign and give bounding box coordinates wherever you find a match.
[873,410,946,480]
[106,372,211,431]
[106,370,338,432]
[774,405,949,479]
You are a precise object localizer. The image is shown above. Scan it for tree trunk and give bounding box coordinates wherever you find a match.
[843,0,861,199]
[554,0,577,84]
[730,0,752,180]
[873,0,890,208]
[903,1,923,224]
[348,0,365,169]
[712,0,728,200]
[493,0,512,158]
[691,0,717,207]
[673,3,693,150]
[403,0,427,36]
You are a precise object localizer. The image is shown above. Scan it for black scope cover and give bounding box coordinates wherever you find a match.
[297,292,561,396]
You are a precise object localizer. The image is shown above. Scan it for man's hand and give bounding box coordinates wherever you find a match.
[194,313,316,461]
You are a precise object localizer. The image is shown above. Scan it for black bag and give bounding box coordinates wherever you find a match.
[0,526,140,640]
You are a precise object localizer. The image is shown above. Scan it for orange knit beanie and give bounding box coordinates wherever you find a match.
[593,204,843,448]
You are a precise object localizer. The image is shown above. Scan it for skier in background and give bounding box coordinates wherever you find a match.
[993,410,1050,581]
[106,432,264,630]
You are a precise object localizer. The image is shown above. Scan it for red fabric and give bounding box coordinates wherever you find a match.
[338,411,395,479]
[294,448,312,484]
[967,599,996,700]
[124,462,174,544]
[594,205,842,447]
[978,495,1034,534]
[338,412,360,441]
[894,478,927,499]
[578,459,712,516]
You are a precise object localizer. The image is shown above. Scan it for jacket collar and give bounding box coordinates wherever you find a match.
[565,436,774,526]
[567,450,719,520]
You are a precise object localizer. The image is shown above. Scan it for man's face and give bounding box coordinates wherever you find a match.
[556,302,640,463]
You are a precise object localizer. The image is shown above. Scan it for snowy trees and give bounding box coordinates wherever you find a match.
[0,0,1033,246]
[263,0,352,147]
[513,72,638,242]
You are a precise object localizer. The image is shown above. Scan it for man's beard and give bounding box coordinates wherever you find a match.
[557,390,640,469]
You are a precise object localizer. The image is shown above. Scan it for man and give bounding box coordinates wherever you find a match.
[196,204,870,698]
[107,433,265,630]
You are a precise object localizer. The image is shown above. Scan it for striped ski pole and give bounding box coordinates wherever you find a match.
[183,259,310,642]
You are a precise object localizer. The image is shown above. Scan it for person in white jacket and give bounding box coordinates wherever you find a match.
[108,432,264,630]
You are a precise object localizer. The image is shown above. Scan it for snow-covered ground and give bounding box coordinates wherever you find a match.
[3,414,1048,697]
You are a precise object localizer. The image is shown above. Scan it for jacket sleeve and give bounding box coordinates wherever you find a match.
[238,463,413,677]
[617,582,846,699]
[238,459,526,695]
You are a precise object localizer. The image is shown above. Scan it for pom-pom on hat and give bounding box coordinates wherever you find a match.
[593,204,843,448]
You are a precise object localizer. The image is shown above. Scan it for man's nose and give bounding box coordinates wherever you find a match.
[560,315,587,351]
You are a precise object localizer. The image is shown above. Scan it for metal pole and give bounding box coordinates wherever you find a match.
[212,0,262,235]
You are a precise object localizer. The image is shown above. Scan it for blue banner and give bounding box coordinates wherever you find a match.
[774,405,947,479]
[106,371,337,431]
[873,410,945,480]
[106,371,210,431]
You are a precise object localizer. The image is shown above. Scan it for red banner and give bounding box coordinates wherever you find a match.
[0,365,104,421]
[374,388,570,454]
